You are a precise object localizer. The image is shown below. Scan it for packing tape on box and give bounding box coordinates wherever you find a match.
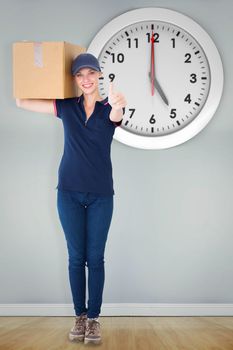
[33,42,43,68]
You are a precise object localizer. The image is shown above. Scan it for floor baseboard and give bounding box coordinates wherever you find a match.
[0,303,233,316]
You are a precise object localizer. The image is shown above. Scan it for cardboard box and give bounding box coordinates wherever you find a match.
[13,41,86,99]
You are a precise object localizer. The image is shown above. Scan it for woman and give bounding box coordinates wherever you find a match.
[16,52,127,345]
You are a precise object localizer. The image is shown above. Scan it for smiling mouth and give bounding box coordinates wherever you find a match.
[82,83,93,88]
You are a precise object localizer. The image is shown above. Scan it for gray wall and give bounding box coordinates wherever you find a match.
[1,0,233,313]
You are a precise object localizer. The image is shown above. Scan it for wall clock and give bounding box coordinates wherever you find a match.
[87,7,224,149]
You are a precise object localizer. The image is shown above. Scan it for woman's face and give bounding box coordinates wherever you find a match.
[74,67,102,95]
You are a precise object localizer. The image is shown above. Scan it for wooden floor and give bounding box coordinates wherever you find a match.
[0,316,232,349]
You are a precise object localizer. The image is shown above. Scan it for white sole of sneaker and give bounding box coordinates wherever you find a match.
[68,333,85,342]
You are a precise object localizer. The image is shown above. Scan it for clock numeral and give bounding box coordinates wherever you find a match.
[127,38,138,48]
[171,38,175,48]
[111,53,124,63]
[184,53,192,63]
[146,32,159,43]
[184,94,191,103]
[190,73,197,83]
[129,108,135,118]
[170,109,177,119]
[109,73,115,82]
[149,114,156,124]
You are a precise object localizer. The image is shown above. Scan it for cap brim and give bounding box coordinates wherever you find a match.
[72,65,101,75]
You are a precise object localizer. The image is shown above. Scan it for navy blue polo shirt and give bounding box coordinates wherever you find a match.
[53,94,123,196]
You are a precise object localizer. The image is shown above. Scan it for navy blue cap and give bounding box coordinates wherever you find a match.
[71,53,101,76]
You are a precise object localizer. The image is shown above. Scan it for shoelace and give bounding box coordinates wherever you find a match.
[86,319,100,335]
[74,314,87,331]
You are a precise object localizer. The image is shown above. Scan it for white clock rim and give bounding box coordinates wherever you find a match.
[87,7,224,149]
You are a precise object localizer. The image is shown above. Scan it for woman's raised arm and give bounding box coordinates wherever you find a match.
[16,98,55,115]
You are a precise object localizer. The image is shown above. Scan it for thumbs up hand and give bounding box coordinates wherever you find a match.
[108,81,127,111]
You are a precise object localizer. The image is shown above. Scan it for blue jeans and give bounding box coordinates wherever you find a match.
[56,189,113,318]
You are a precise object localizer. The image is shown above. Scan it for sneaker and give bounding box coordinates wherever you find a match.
[68,312,87,342]
[84,318,102,345]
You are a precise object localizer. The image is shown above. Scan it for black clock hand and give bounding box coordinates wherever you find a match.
[149,72,169,106]
[150,29,155,96]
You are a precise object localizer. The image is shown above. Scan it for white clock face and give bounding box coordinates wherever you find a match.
[98,20,211,137]
[88,8,223,149]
